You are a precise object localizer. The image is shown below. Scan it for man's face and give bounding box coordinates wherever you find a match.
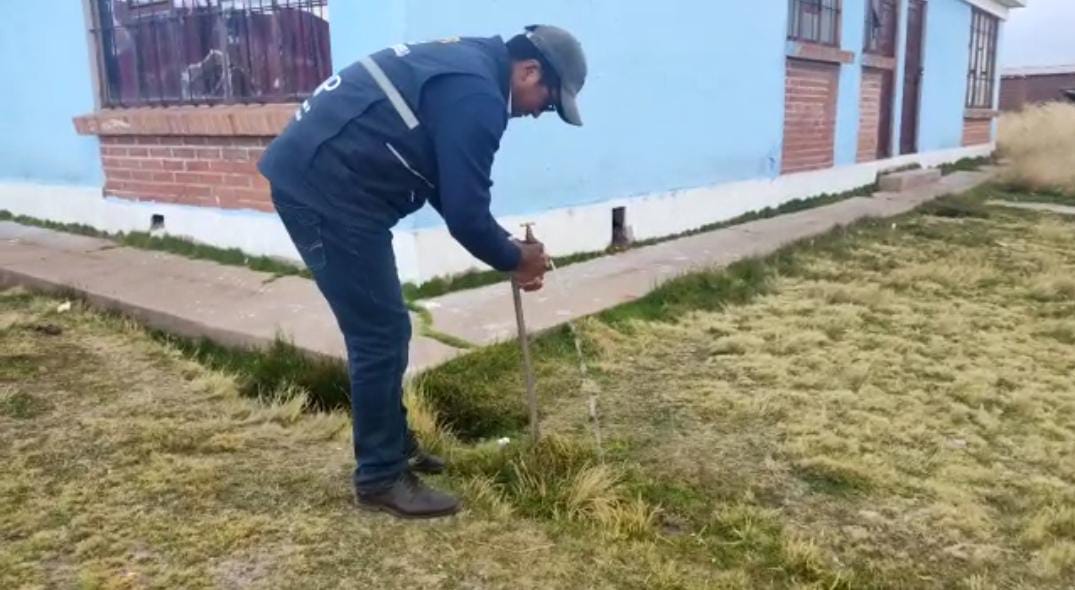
[510,59,558,119]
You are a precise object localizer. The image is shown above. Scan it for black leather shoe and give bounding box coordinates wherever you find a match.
[355,472,460,519]
[409,449,447,474]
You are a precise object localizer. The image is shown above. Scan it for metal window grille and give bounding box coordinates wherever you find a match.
[863,0,898,57]
[788,0,842,47]
[966,8,999,109]
[90,0,332,108]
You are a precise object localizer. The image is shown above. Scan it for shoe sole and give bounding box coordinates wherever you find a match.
[354,498,460,520]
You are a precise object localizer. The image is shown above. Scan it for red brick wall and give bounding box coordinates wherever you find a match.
[999,78,1028,112]
[74,105,294,212]
[1000,73,1075,111]
[857,69,884,162]
[962,118,992,146]
[782,58,840,174]
[100,136,273,212]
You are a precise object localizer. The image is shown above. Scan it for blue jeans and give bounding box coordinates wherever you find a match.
[272,184,415,492]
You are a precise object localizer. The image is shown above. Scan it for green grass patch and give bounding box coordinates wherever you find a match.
[405,302,476,350]
[992,188,1075,207]
[152,332,351,411]
[401,248,609,300]
[0,353,41,380]
[631,479,712,523]
[938,155,994,176]
[415,326,581,440]
[0,390,53,420]
[600,257,775,326]
[918,193,992,219]
[120,232,311,279]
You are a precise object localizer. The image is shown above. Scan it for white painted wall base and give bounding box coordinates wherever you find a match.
[0,143,991,285]
[0,182,302,260]
[408,144,994,281]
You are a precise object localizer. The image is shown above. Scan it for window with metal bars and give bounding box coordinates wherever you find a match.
[966,8,999,109]
[863,0,898,57]
[788,0,842,47]
[90,0,332,108]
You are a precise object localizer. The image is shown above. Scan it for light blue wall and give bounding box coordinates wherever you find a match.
[351,1,790,229]
[326,0,998,232]
[0,0,1005,218]
[329,1,405,68]
[835,0,868,166]
[0,1,103,185]
[918,0,973,151]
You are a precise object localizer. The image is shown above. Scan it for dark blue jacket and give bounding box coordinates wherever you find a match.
[258,36,520,271]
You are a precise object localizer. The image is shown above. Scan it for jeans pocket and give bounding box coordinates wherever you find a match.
[275,202,327,273]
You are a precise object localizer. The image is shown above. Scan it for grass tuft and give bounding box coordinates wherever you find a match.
[450,435,659,539]
[794,457,875,495]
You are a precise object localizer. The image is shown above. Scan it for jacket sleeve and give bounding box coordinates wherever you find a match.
[424,85,520,272]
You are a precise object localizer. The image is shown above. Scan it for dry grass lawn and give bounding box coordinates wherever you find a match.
[0,293,675,589]
[3,186,1075,588]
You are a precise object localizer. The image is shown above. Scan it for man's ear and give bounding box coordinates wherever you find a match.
[522,59,542,83]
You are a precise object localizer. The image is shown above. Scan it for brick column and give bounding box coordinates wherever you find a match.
[782,58,841,174]
[857,68,885,162]
[962,109,997,147]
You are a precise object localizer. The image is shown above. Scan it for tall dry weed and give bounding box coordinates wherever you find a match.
[998,103,1075,195]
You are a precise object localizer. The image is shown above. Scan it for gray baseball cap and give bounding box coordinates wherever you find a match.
[525,25,587,126]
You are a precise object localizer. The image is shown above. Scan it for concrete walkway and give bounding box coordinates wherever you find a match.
[0,224,460,370]
[0,169,992,373]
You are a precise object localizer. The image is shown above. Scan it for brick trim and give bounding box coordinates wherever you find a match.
[964,108,999,120]
[861,54,898,70]
[73,104,296,137]
[99,135,274,212]
[786,41,855,65]
[72,104,290,212]
[962,118,992,146]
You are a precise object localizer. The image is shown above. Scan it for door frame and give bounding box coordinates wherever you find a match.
[900,0,928,155]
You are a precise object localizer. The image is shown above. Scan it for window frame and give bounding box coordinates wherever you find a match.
[966,7,1000,109]
[863,0,898,57]
[88,0,332,109]
[788,0,843,48]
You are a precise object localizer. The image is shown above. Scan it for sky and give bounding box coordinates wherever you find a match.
[1001,0,1075,68]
